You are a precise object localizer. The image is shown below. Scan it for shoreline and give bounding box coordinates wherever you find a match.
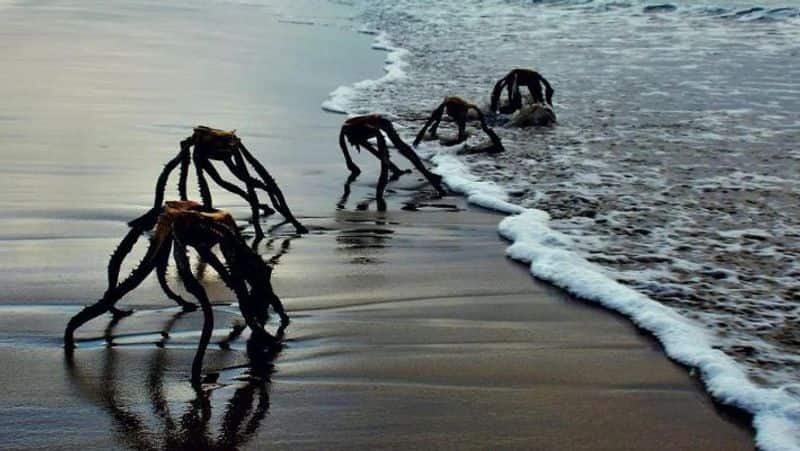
[0,0,759,449]
[0,198,753,449]
[331,17,790,447]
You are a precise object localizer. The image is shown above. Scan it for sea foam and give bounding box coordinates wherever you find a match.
[321,31,409,114]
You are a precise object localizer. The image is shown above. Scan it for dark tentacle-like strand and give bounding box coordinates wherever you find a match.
[469,105,505,152]
[238,143,307,234]
[490,76,508,112]
[221,158,278,216]
[200,244,275,341]
[107,225,146,288]
[194,247,236,293]
[73,340,160,451]
[193,152,213,208]
[379,118,446,196]
[105,234,172,319]
[225,234,286,323]
[153,151,184,210]
[373,131,391,209]
[429,109,445,138]
[202,160,275,215]
[265,235,293,266]
[217,381,257,449]
[173,242,214,386]
[222,240,280,342]
[230,148,265,239]
[194,246,273,342]
[129,150,185,228]
[360,141,409,179]
[413,102,445,146]
[540,74,554,106]
[455,113,467,144]
[178,138,192,201]
[233,148,282,211]
[156,245,196,311]
[337,172,357,210]
[527,78,545,105]
[508,73,518,107]
[64,235,167,348]
[339,126,361,176]
[509,73,524,113]
[218,387,258,449]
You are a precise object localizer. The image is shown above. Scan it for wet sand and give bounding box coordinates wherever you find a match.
[0,0,754,449]
[0,199,754,450]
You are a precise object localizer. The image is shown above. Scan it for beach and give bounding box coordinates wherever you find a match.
[0,204,755,450]
[0,0,760,449]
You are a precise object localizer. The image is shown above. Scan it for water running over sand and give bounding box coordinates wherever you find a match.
[324,0,800,448]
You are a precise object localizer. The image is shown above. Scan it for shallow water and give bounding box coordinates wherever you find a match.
[0,0,388,302]
[0,0,790,448]
[326,0,800,447]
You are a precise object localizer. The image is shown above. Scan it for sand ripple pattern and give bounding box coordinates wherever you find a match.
[342,0,800,389]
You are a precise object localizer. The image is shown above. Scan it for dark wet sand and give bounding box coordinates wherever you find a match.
[0,0,754,449]
[0,199,754,450]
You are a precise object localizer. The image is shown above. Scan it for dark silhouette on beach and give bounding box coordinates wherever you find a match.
[142,125,308,238]
[338,114,446,210]
[490,68,554,115]
[64,200,288,385]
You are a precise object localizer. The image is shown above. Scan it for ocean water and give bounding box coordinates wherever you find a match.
[324,0,800,449]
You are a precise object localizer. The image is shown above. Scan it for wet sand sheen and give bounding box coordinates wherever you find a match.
[0,0,754,449]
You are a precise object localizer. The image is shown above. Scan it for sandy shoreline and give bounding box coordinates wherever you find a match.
[0,0,755,449]
[0,198,754,449]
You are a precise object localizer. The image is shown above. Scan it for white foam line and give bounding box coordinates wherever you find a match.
[321,31,410,115]
[323,23,799,451]
[429,148,800,451]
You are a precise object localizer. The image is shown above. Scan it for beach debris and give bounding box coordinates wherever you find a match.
[490,68,554,115]
[508,103,557,127]
[142,125,307,239]
[339,114,447,207]
[64,200,289,385]
[413,96,505,153]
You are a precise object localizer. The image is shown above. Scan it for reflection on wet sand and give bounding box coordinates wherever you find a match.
[336,156,466,215]
[337,173,387,212]
[66,311,285,451]
[333,190,463,266]
[336,227,394,251]
[336,173,358,211]
[256,235,295,267]
[62,229,296,449]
